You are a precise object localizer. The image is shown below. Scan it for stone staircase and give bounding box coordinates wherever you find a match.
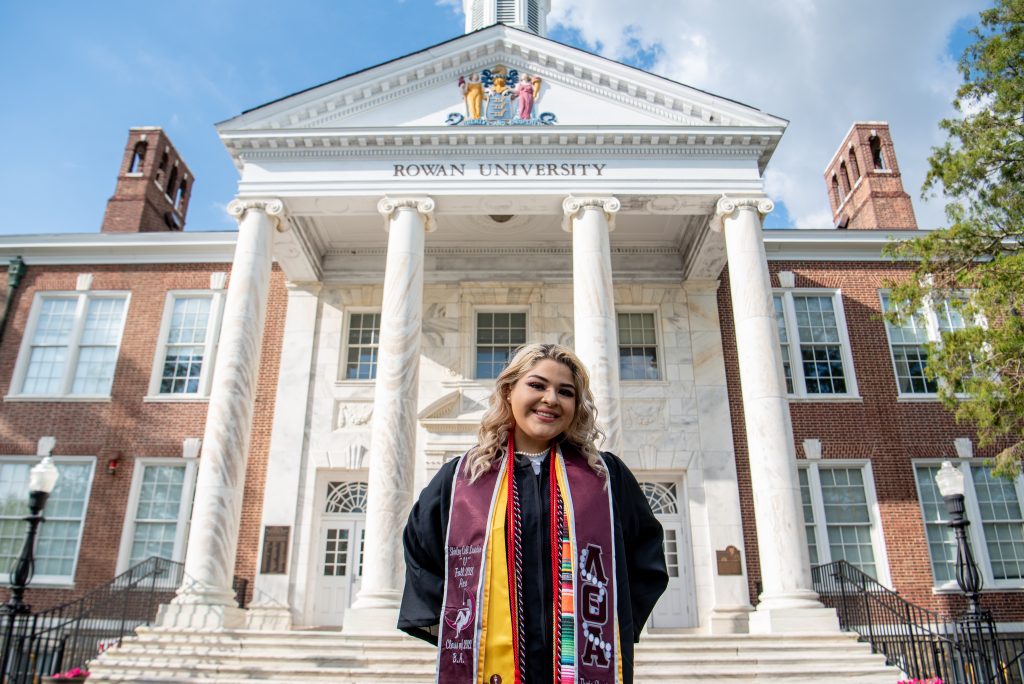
[88,628,902,683]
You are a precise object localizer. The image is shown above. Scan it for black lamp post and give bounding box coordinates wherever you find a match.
[936,461,985,611]
[935,460,1005,684]
[0,454,59,683]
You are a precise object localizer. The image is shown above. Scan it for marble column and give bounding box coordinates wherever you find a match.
[712,196,837,634]
[247,283,321,631]
[344,197,434,633]
[158,198,282,630]
[563,197,623,454]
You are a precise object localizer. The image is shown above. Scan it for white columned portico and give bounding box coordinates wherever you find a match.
[713,196,838,634]
[562,196,623,454]
[344,197,435,633]
[159,198,282,629]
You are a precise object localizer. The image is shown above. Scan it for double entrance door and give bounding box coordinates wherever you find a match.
[311,480,367,627]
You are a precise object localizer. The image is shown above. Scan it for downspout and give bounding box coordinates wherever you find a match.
[0,256,27,344]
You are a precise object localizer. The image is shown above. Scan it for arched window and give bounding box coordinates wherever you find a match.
[832,175,842,207]
[174,180,187,209]
[129,142,147,174]
[870,136,885,170]
[325,482,368,513]
[639,482,679,515]
[166,167,178,196]
[848,147,860,179]
[157,152,169,182]
[839,161,851,196]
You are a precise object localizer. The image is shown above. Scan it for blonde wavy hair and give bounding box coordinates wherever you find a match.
[466,343,606,483]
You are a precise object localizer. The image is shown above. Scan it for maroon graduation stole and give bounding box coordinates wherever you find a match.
[437,439,622,684]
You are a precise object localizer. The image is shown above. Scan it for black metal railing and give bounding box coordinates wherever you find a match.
[0,556,249,683]
[813,559,1023,684]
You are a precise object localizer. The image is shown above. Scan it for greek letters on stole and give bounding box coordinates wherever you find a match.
[437,447,622,684]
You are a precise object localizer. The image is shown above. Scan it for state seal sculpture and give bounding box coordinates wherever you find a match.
[447,65,555,126]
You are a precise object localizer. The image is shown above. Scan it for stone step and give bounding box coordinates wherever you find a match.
[111,640,882,664]
[88,628,903,683]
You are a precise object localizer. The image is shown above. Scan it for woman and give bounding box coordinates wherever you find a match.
[399,343,668,684]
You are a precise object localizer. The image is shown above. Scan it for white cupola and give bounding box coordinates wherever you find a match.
[462,0,551,36]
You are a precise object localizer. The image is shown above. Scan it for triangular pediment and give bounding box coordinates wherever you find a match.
[218,25,786,134]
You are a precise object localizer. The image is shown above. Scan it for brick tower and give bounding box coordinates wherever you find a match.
[101,127,194,233]
[823,122,917,230]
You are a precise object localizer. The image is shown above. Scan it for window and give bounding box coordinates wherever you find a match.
[174,180,187,210]
[772,291,857,397]
[148,292,224,398]
[799,462,886,581]
[475,311,526,379]
[640,482,681,578]
[0,458,95,583]
[129,142,146,174]
[831,176,841,207]
[870,135,885,170]
[118,459,197,572]
[915,461,1024,588]
[848,148,860,180]
[166,166,178,196]
[880,292,971,397]
[344,312,381,380]
[839,161,851,196]
[155,150,167,180]
[11,292,129,398]
[617,312,660,381]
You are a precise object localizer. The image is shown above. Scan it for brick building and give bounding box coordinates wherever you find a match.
[0,3,1019,680]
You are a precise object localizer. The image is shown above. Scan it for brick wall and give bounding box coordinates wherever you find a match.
[0,262,285,610]
[718,259,1024,620]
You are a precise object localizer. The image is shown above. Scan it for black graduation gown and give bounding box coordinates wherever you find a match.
[398,450,669,684]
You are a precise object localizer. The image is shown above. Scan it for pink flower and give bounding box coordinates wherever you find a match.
[52,667,89,679]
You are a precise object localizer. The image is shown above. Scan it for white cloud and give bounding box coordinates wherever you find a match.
[548,0,985,228]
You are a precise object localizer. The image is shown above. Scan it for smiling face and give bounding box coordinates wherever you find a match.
[507,358,577,454]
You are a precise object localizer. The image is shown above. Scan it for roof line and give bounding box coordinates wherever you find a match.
[221,23,788,126]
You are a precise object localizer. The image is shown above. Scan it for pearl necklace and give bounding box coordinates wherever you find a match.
[514,447,550,458]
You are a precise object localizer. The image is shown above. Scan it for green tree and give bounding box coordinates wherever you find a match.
[886,0,1024,477]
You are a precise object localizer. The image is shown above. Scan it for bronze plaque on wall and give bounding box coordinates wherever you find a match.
[261,526,290,574]
[716,545,743,576]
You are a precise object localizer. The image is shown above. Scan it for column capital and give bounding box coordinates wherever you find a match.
[227,198,286,231]
[561,196,620,232]
[377,196,436,232]
[710,196,774,232]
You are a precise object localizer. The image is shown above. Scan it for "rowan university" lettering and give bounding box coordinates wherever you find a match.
[392,163,606,177]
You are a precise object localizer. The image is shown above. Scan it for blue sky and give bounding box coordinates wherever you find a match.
[0,1,985,235]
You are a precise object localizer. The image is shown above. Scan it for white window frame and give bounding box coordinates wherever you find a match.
[0,456,96,586]
[879,291,978,400]
[339,309,382,383]
[472,307,530,381]
[773,289,859,400]
[7,291,130,401]
[116,457,199,574]
[145,290,226,401]
[913,458,1024,592]
[799,460,891,586]
[616,307,664,382]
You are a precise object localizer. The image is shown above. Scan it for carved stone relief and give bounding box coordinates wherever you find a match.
[335,402,374,430]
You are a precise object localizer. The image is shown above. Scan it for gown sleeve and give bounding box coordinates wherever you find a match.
[397,459,457,645]
[604,452,669,640]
